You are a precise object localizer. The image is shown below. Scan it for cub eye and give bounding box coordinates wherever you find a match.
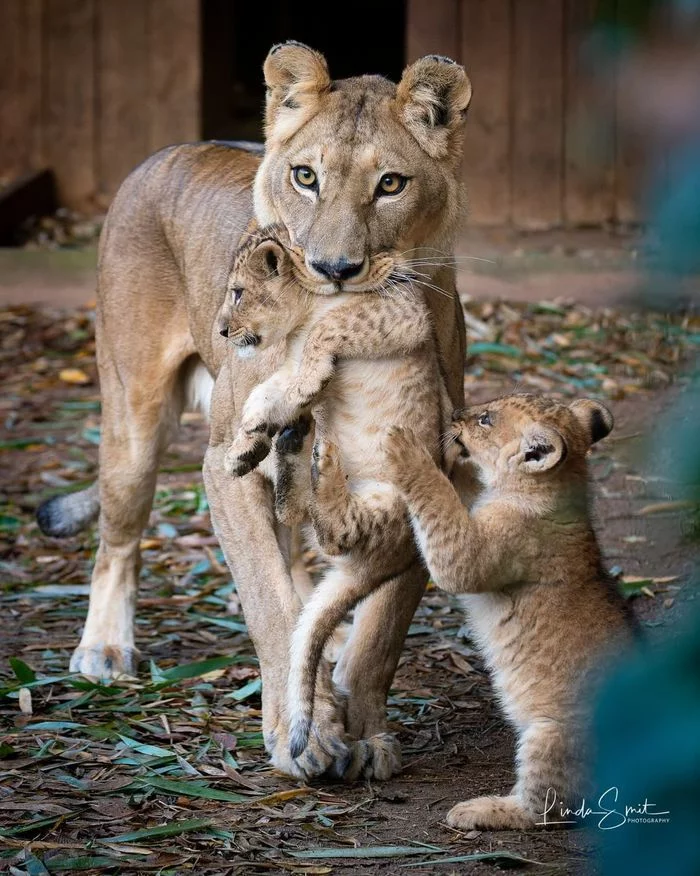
[233,287,244,306]
[478,411,492,428]
[376,173,408,197]
[292,166,317,190]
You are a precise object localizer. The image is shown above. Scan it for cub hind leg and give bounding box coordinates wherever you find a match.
[447,718,586,830]
[274,420,351,664]
[310,439,405,557]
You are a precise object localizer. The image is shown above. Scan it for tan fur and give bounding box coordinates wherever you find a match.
[39,42,473,782]
[217,225,454,769]
[382,395,636,829]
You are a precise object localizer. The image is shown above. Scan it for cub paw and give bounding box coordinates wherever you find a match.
[311,439,343,489]
[224,430,272,477]
[446,794,535,831]
[381,426,429,480]
[344,733,402,782]
[70,645,140,680]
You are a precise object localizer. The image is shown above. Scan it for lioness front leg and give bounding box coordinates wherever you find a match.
[204,437,351,782]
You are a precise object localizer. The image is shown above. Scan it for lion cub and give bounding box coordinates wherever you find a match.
[219,225,451,771]
[381,394,636,830]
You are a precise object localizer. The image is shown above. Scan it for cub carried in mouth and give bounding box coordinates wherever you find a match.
[381,394,637,829]
[219,224,453,776]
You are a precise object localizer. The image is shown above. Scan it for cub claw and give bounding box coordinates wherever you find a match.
[224,434,272,476]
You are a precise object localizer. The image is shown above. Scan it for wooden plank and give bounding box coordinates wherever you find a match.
[96,0,150,206]
[614,0,644,224]
[406,0,460,64]
[148,0,201,152]
[460,0,511,225]
[0,0,42,182]
[511,0,565,229]
[44,0,97,208]
[564,0,615,225]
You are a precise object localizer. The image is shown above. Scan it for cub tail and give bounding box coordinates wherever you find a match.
[287,564,399,760]
[36,483,100,537]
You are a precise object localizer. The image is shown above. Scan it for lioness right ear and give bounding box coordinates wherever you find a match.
[396,55,472,160]
[263,41,331,142]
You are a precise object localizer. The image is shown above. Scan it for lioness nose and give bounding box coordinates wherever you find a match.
[310,258,365,282]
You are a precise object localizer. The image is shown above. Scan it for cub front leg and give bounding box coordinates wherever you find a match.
[224,373,289,476]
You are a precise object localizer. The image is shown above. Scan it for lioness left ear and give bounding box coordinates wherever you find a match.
[263,42,331,142]
[569,399,614,446]
[396,55,472,159]
[515,425,567,474]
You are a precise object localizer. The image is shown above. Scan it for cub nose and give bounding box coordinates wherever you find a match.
[451,408,465,422]
[310,258,365,282]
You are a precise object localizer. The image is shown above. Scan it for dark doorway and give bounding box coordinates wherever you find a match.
[201,0,407,141]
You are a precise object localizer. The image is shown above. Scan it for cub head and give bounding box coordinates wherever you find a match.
[218,226,308,357]
[450,394,614,487]
[254,42,472,294]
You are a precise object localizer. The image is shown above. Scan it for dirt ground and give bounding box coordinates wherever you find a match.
[1,257,698,874]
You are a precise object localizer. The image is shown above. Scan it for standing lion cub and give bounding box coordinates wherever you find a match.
[381,394,637,829]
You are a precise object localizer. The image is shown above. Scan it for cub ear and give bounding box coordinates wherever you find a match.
[263,41,331,142]
[396,55,472,160]
[569,399,614,446]
[514,425,567,474]
[248,238,288,280]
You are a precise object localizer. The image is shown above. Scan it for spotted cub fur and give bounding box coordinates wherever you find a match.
[382,394,637,830]
[219,225,454,776]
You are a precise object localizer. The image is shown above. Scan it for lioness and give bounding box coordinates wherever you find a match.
[36,42,472,780]
[380,395,637,829]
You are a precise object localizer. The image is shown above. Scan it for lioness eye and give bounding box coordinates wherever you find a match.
[376,173,408,197]
[478,411,492,427]
[233,287,244,305]
[292,166,317,190]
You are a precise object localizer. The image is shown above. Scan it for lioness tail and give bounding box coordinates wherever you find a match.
[36,483,100,537]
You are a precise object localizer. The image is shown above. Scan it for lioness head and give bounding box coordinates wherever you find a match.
[450,395,614,485]
[253,42,472,294]
[218,225,309,357]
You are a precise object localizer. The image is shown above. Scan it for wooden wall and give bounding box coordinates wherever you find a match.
[407,0,642,228]
[1,0,641,226]
[0,0,200,211]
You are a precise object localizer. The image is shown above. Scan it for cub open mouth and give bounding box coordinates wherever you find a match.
[231,331,261,348]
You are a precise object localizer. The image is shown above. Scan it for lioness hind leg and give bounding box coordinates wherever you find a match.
[71,359,188,680]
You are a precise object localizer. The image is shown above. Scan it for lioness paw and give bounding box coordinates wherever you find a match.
[70,644,140,680]
[446,794,535,831]
[344,732,402,782]
[264,695,350,782]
